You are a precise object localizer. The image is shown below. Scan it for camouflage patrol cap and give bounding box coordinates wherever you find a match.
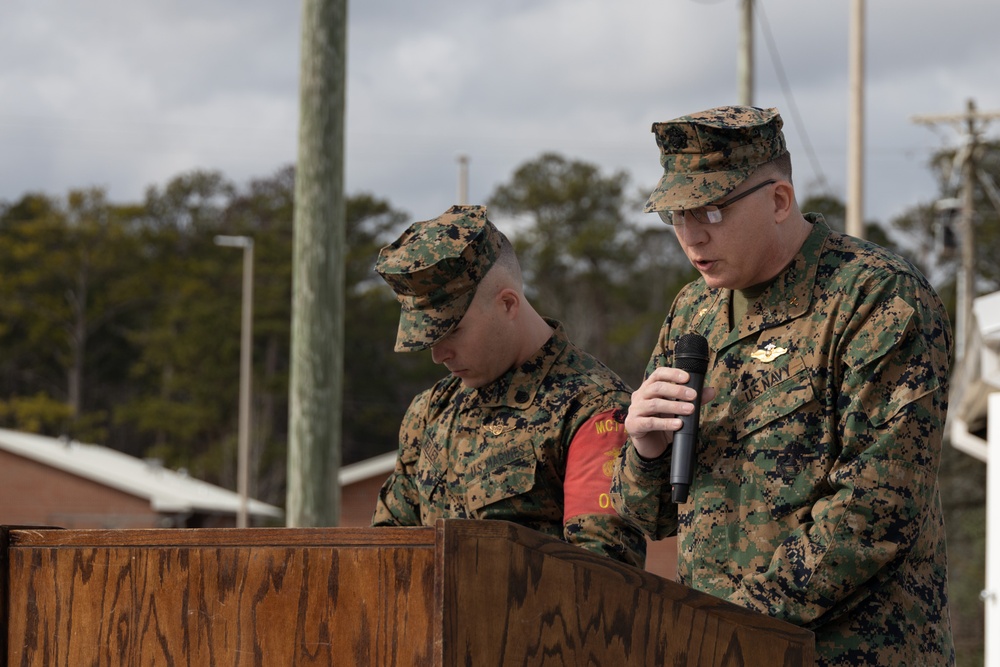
[644,106,787,212]
[375,204,502,352]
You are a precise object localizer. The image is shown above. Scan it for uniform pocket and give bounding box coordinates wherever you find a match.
[736,368,829,521]
[464,442,537,512]
[735,365,815,439]
[416,453,457,521]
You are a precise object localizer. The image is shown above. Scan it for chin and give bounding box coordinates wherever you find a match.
[700,275,729,290]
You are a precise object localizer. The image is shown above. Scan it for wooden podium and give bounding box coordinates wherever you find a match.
[1,520,813,665]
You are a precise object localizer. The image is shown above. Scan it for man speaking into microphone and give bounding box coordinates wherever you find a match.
[611,106,954,666]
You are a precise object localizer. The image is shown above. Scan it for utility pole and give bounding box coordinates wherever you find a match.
[457,154,469,205]
[288,0,348,527]
[846,0,865,239]
[913,99,1000,360]
[737,0,754,107]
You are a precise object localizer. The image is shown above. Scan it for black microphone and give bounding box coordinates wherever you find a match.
[670,333,709,504]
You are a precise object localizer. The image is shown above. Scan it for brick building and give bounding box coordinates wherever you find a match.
[0,428,282,529]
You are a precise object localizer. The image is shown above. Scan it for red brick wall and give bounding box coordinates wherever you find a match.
[0,449,161,529]
[340,474,389,527]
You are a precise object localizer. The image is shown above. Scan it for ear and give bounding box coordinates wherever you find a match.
[772,180,795,223]
[497,288,520,319]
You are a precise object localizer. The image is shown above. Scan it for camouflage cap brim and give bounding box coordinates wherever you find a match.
[393,288,475,352]
[643,162,756,213]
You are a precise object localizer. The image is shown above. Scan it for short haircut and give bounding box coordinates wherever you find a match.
[474,231,523,303]
[762,151,793,183]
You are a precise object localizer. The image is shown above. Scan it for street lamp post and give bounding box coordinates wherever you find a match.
[214,235,254,528]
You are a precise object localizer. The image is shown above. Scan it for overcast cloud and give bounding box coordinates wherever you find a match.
[2,1,999,228]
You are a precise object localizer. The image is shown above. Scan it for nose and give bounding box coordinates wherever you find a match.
[675,219,709,246]
[430,341,452,365]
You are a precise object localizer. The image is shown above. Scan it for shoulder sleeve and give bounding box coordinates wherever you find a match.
[561,396,647,568]
[563,410,627,520]
[371,390,430,526]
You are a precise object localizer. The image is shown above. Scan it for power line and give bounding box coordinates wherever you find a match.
[754,1,831,194]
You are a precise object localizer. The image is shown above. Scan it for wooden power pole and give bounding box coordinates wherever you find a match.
[737,0,754,107]
[913,99,1000,360]
[287,0,348,527]
[846,0,865,239]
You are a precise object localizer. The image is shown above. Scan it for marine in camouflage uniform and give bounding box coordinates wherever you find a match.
[611,107,955,664]
[373,205,646,568]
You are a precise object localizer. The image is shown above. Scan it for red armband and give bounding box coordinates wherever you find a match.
[562,410,627,521]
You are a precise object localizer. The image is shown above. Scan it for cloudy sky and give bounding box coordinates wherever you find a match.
[2,1,998,229]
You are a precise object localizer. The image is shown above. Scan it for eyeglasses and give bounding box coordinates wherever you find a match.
[658,179,776,226]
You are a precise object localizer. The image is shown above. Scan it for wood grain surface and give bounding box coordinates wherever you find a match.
[437,520,813,666]
[6,527,436,665]
[2,522,814,666]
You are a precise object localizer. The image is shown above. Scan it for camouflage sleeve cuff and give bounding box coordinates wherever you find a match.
[610,439,678,540]
[625,438,672,483]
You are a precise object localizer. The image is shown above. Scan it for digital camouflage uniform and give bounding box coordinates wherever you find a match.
[373,205,646,568]
[374,320,645,567]
[612,107,955,665]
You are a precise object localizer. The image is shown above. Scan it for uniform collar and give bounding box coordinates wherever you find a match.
[475,318,566,409]
[695,214,830,349]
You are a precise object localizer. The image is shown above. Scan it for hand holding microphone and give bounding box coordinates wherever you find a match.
[669,333,709,503]
[622,333,712,500]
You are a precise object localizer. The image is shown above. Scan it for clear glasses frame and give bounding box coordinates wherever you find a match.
[658,179,777,226]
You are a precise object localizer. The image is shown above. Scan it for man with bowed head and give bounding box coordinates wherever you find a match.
[611,106,954,664]
[372,204,645,568]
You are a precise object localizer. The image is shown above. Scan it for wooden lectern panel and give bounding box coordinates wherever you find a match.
[2,522,813,666]
[3,527,437,665]
[438,520,813,666]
